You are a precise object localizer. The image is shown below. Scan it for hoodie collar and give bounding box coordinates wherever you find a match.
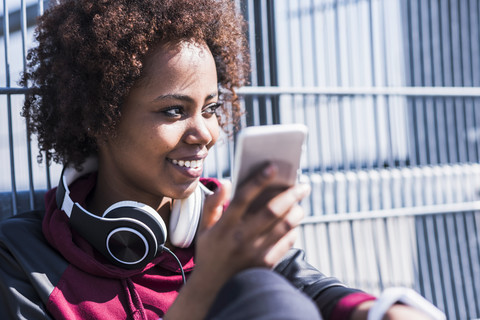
[42,172,195,279]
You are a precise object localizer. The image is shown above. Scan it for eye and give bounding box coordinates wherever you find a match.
[202,102,222,117]
[161,106,184,118]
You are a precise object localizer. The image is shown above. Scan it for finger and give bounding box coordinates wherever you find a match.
[243,183,310,236]
[199,180,231,231]
[263,228,299,267]
[260,203,304,247]
[223,163,278,224]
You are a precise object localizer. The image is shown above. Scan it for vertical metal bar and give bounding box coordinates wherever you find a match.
[4,0,18,216]
[343,0,360,215]
[30,0,52,189]
[472,0,480,87]
[353,0,367,170]
[448,214,465,318]
[325,0,341,174]
[460,0,472,87]
[288,0,311,212]
[20,0,35,210]
[377,2,395,286]
[422,0,438,165]
[440,214,458,318]
[415,216,432,305]
[38,0,44,15]
[255,0,271,125]
[320,1,333,172]
[371,219,384,291]
[457,212,477,317]
[246,0,259,127]
[333,1,348,171]
[438,1,455,164]
[468,210,480,316]
[429,0,448,165]
[471,0,480,166]
[447,1,467,164]
[309,0,327,176]
[378,0,394,168]
[430,215,446,311]
[286,0,297,128]
[296,0,314,178]
[459,0,475,163]
[367,0,381,168]
[327,97,339,172]
[266,0,280,124]
[404,0,420,166]
[416,0,429,166]
[325,222,335,279]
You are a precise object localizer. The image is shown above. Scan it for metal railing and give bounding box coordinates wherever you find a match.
[2,0,480,319]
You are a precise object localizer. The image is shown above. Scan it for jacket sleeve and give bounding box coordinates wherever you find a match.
[0,212,60,320]
[274,248,364,319]
[0,243,53,320]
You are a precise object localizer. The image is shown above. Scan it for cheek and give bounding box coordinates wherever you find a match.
[208,118,221,148]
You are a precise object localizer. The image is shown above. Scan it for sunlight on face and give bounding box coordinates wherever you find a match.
[95,41,220,209]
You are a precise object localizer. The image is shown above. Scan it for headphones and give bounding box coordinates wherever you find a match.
[56,157,213,270]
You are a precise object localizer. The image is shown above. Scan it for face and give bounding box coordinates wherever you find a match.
[95,41,220,209]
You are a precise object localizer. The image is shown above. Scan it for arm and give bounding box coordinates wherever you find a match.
[0,250,50,319]
[164,164,311,320]
[0,241,53,320]
[0,211,64,320]
[350,301,434,320]
[274,248,374,319]
[274,249,440,320]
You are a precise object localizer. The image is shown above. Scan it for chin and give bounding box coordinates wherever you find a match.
[171,180,199,200]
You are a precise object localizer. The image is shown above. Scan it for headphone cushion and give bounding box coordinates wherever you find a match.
[169,184,210,248]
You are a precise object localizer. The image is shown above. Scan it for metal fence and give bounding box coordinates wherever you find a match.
[1,0,480,319]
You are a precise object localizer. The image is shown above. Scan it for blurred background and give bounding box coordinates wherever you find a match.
[1,0,479,318]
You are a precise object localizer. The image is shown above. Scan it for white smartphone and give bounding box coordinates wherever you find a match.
[231,124,308,197]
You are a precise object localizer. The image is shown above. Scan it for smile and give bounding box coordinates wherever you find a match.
[170,159,203,169]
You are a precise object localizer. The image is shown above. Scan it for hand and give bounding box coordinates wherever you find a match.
[164,163,310,320]
[195,163,311,282]
[352,301,437,320]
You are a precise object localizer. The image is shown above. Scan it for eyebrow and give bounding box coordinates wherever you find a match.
[152,92,218,103]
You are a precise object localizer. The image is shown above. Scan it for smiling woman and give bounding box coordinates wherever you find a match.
[20,0,247,168]
[0,1,435,320]
[91,41,221,216]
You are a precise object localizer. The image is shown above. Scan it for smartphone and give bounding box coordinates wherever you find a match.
[231,124,308,197]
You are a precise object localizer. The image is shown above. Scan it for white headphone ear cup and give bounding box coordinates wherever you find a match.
[169,184,207,248]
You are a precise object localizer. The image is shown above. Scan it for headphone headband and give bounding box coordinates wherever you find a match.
[56,157,98,216]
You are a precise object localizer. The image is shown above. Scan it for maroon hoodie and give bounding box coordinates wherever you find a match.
[0,172,374,319]
[42,173,202,319]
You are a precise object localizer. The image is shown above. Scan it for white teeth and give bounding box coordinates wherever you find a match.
[171,159,201,168]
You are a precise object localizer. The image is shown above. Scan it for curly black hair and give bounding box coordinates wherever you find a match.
[21,0,249,167]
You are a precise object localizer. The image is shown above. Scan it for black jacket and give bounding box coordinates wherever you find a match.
[0,210,360,319]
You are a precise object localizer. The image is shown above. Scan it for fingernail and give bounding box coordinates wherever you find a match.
[296,183,311,196]
[262,164,276,177]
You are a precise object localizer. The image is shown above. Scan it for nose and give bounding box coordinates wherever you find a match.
[184,113,216,147]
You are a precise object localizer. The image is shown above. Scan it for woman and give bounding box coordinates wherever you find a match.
[0,0,433,319]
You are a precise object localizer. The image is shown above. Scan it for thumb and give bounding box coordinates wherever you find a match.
[200,180,231,231]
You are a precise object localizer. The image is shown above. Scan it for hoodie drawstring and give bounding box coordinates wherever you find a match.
[122,278,148,320]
